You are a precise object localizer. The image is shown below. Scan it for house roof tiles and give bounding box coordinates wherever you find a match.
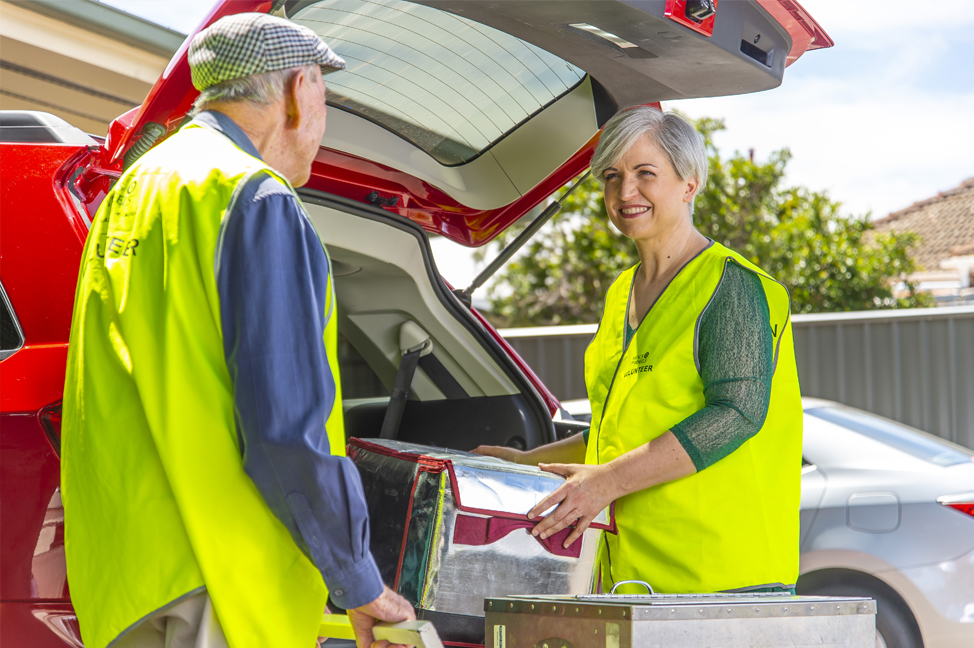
[872,177,974,270]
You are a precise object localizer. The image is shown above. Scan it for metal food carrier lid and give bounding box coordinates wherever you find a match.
[486,593,877,621]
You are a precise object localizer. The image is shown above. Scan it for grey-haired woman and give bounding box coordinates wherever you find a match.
[474,107,803,595]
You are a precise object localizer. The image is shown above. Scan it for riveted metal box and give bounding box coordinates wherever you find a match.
[484,593,876,648]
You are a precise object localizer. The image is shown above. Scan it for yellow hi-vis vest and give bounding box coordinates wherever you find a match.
[62,121,346,648]
[584,241,802,594]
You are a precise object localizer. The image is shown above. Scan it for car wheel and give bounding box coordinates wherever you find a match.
[797,571,923,648]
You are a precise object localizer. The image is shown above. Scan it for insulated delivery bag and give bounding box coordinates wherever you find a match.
[348,438,615,645]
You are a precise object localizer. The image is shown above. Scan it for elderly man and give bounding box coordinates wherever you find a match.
[61,13,412,648]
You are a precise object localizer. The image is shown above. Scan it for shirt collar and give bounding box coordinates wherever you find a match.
[190,111,262,161]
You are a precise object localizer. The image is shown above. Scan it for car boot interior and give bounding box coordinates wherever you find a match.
[300,190,555,452]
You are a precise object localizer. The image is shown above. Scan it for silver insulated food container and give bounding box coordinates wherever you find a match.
[485,593,877,648]
[348,438,615,645]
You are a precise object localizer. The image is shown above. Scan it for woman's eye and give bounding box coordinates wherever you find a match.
[603,173,619,182]
[639,169,656,178]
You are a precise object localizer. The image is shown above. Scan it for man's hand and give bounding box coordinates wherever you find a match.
[527,463,621,548]
[347,586,416,648]
[470,445,527,463]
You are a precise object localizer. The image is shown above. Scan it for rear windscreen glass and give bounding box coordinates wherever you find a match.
[806,406,974,467]
[1,283,25,360]
[291,0,585,165]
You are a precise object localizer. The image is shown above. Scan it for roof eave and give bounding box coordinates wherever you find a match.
[11,0,185,57]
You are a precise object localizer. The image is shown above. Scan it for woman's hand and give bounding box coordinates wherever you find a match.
[470,445,527,464]
[524,433,695,549]
[528,462,621,548]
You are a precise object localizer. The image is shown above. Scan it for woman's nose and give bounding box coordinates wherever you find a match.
[618,174,638,200]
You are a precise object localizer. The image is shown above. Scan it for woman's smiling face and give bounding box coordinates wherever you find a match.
[602,134,698,242]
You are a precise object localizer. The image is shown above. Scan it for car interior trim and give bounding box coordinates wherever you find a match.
[298,188,557,445]
[318,75,598,211]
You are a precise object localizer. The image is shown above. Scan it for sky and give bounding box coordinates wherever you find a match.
[98,0,209,33]
[672,0,974,220]
[100,0,974,290]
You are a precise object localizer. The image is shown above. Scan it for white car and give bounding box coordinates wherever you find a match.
[560,397,974,648]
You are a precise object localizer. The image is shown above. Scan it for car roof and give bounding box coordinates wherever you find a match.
[802,396,839,409]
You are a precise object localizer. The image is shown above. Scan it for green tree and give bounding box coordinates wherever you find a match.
[483,117,930,326]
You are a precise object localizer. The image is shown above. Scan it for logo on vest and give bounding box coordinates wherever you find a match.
[622,351,653,378]
[96,236,139,259]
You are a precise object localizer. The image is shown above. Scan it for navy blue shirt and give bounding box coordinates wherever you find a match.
[199,111,383,610]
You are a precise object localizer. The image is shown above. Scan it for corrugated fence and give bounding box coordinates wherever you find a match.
[500,306,974,448]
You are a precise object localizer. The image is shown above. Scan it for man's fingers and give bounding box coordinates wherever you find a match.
[347,613,375,648]
[388,593,416,621]
[366,586,415,623]
[351,622,376,647]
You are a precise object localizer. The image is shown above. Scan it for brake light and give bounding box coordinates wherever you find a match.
[665,0,719,38]
[938,495,974,518]
[38,400,62,457]
[944,503,974,517]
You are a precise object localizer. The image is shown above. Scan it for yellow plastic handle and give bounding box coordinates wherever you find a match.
[319,614,443,648]
[320,614,357,640]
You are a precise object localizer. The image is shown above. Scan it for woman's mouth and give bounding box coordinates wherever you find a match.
[618,205,649,219]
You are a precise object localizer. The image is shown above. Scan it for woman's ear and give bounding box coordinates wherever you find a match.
[683,176,699,203]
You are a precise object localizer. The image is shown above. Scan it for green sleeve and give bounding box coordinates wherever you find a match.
[670,262,773,471]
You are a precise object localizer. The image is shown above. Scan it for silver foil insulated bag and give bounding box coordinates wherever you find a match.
[348,438,615,645]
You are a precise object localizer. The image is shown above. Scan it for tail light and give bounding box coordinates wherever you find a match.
[38,400,62,457]
[938,494,974,518]
[666,0,719,37]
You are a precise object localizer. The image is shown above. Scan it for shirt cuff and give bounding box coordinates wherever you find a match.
[324,552,385,610]
[670,423,707,472]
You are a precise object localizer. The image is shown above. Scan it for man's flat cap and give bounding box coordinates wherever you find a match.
[189,13,345,91]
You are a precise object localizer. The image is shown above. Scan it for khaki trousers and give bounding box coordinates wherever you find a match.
[112,591,229,648]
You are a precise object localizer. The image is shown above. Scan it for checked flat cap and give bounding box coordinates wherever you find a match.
[189,13,345,91]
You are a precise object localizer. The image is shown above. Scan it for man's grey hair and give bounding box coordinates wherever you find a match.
[591,107,708,216]
[190,64,317,116]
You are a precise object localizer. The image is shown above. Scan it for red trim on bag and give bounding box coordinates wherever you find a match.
[350,437,449,472]
[453,513,582,558]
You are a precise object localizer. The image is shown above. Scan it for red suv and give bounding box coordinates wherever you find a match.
[0,1,830,644]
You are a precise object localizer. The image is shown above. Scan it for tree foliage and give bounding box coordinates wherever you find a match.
[483,117,930,326]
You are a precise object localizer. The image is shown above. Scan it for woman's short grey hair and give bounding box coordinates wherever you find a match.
[190,64,316,116]
[591,107,708,215]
